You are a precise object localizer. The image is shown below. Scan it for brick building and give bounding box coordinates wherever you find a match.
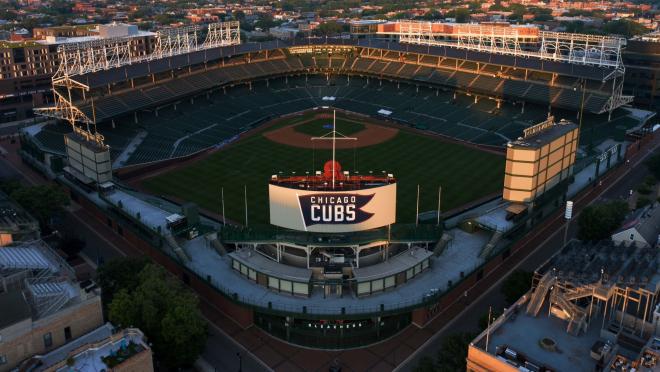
[0,241,104,371]
[22,324,153,372]
[0,24,155,124]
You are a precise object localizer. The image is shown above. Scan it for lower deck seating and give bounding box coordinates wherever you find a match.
[80,76,630,166]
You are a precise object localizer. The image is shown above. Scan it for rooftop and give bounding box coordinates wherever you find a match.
[508,118,578,149]
[54,328,148,372]
[0,191,39,236]
[353,247,433,282]
[613,203,660,247]
[0,240,97,320]
[24,323,150,372]
[230,250,312,283]
[632,31,660,43]
[0,40,43,49]
[36,29,155,45]
[474,302,610,372]
[29,323,114,371]
[270,160,395,191]
[539,240,660,292]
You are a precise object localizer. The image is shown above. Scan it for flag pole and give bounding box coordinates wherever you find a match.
[221,187,226,225]
[244,185,248,227]
[332,110,336,189]
[437,185,442,226]
[416,184,420,227]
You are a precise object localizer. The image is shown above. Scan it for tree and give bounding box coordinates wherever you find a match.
[10,185,69,229]
[577,200,628,241]
[446,8,470,23]
[159,292,208,367]
[97,257,150,305]
[501,270,533,304]
[0,178,23,195]
[313,21,345,36]
[108,289,139,328]
[107,264,208,369]
[436,332,476,371]
[233,10,246,21]
[603,19,648,38]
[420,10,441,21]
[645,152,660,180]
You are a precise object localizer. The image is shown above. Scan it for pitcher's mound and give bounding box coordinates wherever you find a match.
[264,114,399,149]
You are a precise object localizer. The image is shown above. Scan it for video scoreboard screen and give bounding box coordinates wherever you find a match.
[269,183,396,233]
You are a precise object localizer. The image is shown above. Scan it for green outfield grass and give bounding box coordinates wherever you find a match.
[141,114,505,225]
[293,117,365,137]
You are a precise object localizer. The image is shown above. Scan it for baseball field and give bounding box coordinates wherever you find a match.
[140,110,505,225]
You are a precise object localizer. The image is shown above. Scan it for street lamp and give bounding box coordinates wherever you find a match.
[236,352,242,372]
[563,201,574,247]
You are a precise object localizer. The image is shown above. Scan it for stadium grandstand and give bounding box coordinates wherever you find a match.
[16,21,659,354]
[26,21,643,169]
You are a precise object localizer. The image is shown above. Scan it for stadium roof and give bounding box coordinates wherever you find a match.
[70,38,619,89]
[508,120,578,149]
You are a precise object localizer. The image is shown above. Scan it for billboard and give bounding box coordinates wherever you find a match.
[269,183,396,232]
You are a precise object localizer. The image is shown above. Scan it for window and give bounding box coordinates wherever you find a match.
[43,332,52,348]
[0,355,6,365]
[630,234,635,240]
[64,327,72,341]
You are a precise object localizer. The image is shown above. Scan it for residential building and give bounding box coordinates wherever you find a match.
[624,32,660,111]
[0,240,104,371]
[611,203,660,247]
[22,324,154,372]
[0,23,155,124]
[467,239,660,371]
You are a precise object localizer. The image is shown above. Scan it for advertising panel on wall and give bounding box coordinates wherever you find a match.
[269,183,397,233]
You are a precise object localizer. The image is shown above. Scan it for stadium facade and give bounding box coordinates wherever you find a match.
[17,21,657,350]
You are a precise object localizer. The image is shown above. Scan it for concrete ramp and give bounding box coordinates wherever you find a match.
[164,234,190,263]
[433,233,453,256]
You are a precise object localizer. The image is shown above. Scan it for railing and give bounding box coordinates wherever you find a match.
[526,271,554,316]
[221,224,443,246]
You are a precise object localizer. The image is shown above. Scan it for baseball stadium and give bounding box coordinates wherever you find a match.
[18,20,656,352]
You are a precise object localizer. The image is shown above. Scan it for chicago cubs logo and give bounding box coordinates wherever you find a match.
[298,193,375,226]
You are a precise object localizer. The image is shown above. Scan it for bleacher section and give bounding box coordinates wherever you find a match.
[51,75,632,168]
[67,47,621,129]
[34,43,638,167]
[78,57,308,122]
[347,56,614,113]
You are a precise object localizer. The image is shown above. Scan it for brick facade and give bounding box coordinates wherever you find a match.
[0,296,103,372]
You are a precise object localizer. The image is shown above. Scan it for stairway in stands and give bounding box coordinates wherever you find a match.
[526,271,555,316]
[551,287,588,335]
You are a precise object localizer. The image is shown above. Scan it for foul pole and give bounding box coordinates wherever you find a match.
[311,110,357,189]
